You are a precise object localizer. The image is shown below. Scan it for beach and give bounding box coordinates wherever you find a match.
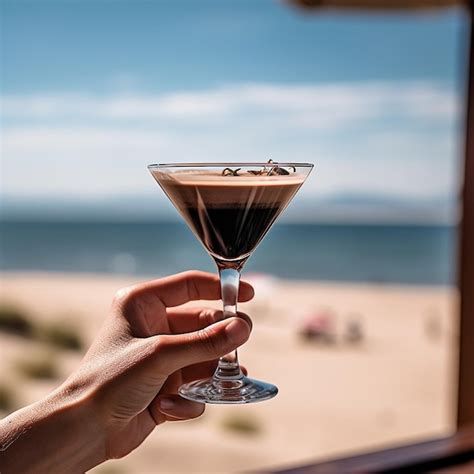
[0,272,459,473]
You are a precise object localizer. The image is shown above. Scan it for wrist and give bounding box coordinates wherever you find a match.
[0,383,106,473]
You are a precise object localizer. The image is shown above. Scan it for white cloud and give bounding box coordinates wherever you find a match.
[2,81,460,125]
[1,81,462,204]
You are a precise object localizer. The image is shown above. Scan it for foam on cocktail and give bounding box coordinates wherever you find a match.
[151,169,306,185]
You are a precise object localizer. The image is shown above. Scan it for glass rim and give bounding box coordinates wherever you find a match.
[148,162,314,169]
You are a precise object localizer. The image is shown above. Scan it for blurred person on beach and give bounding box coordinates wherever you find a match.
[0,271,253,473]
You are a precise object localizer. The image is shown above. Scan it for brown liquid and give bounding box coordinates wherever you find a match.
[153,172,304,260]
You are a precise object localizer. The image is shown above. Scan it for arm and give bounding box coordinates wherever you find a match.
[0,271,253,473]
[0,388,104,473]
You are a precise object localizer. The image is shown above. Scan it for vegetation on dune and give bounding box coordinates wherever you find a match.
[0,305,35,338]
[0,304,84,351]
[0,384,15,412]
[220,414,262,436]
[15,352,59,380]
[38,321,84,351]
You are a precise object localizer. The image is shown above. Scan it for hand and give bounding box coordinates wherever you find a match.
[0,271,253,472]
[77,270,253,459]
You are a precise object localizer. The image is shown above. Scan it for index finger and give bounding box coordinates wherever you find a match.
[131,270,254,308]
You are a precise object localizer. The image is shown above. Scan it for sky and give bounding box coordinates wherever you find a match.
[0,0,469,222]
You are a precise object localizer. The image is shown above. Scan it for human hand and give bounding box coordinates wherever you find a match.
[71,270,253,459]
[0,271,253,472]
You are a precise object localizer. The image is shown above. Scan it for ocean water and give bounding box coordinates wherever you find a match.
[0,220,456,285]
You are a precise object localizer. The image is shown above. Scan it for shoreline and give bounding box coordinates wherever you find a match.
[0,270,456,290]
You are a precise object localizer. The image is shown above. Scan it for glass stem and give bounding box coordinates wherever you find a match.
[214,266,244,380]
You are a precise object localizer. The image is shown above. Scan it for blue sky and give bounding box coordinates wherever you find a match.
[0,1,469,221]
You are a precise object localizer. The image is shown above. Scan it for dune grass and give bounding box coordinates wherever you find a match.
[0,305,34,338]
[0,384,15,412]
[39,322,84,351]
[15,352,59,380]
[0,304,84,352]
[221,414,262,436]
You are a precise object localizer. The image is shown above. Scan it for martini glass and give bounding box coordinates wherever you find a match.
[148,162,313,404]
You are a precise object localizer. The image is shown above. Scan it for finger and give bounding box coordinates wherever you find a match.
[181,360,248,383]
[159,369,183,396]
[166,307,252,334]
[181,359,217,383]
[153,316,251,374]
[152,395,205,421]
[130,271,254,309]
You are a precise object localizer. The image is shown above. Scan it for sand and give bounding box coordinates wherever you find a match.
[0,272,459,473]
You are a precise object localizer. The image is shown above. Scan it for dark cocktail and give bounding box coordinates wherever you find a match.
[149,162,313,403]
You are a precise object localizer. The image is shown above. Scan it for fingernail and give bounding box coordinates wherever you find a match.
[225,318,250,346]
[159,397,175,411]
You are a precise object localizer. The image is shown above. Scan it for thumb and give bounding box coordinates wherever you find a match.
[153,317,251,374]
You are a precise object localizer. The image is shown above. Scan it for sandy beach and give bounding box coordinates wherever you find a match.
[0,272,459,473]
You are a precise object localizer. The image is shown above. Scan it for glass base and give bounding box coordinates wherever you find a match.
[179,376,278,404]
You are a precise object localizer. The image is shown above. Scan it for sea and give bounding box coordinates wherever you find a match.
[0,220,457,286]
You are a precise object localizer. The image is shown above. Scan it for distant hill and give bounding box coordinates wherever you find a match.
[288,192,458,224]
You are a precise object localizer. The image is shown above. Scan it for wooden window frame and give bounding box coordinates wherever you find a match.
[457,0,474,430]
